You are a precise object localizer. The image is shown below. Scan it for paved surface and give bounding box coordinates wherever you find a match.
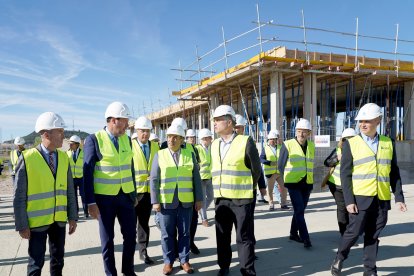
[1,164,413,275]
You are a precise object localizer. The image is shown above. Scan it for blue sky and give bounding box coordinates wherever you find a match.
[1,0,413,141]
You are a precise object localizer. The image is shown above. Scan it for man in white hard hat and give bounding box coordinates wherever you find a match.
[149,133,160,151]
[278,118,314,248]
[13,112,77,275]
[67,135,88,218]
[260,130,289,210]
[234,114,248,135]
[161,118,202,255]
[186,129,197,145]
[132,116,158,265]
[195,128,214,227]
[83,101,137,276]
[331,103,407,276]
[150,124,203,275]
[211,105,261,276]
[10,136,26,182]
[323,128,357,236]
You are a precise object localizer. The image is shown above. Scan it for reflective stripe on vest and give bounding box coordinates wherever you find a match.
[211,135,253,199]
[67,149,84,178]
[283,139,315,184]
[23,148,69,228]
[132,140,158,193]
[93,130,134,195]
[158,148,194,204]
[263,144,280,175]
[195,144,212,179]
[348,135,393,200]
[328,147,341,186]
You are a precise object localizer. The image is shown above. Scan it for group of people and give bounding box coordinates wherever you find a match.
[12,101,407,276]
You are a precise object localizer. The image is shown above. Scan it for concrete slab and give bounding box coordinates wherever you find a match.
[1,179,413,275]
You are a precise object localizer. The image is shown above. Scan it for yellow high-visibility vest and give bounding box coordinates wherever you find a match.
[10,149,23,172]
[195,144,212,179]
[93,130,134,195]
[283,139,315,184]
[263,144,281,175]
[132,140,158,193]
[211,135,253,199]
[158,148,194,203]
[348,135,393,200]
[23,148,68,228]
[328,148,341,186]
[67,149,84,179]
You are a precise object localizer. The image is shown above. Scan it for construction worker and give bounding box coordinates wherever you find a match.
[67,135,88,218]
[150,124,202,275]
[278,118,314,248]
[132,116,158,265]
[161,118,202,255]
[212,105,261,276]
[83,101,137,276]
[149,133,160,151]
[323,128,357,236]
[10,136,26,182]
[186,129,197,145]
[195,128,214,227]
[260,130,289,210]
[13,112,77,275]
[234,114,247,135]
[330,103,407,276]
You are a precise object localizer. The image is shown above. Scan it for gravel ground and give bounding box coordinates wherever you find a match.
[0,171,13,196]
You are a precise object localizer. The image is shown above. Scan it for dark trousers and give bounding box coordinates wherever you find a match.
[27,222,66,276]
[329,184,349,235]
[73,178,88,216]
[190,204,198,247]
[159,206,192,264]
[336,202,388,273]
[288,187,312,241]
[215,199,255,276]
[96,191,137,276]
[135,193,152,254]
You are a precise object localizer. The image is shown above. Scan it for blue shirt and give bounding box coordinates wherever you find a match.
[137,140,150,161]
[360,132,379,154]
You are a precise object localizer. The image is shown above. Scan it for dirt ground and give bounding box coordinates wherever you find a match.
[0,170,13,196]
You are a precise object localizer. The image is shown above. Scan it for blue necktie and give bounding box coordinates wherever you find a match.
[142,144,148,161]
[73,151,77,163]
[113,137,119,151]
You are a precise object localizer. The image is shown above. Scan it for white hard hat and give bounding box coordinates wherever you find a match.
[341,128,357,138]
[171,117,188,130]
[198,128,213,139]
[131,132,138,139]
[295,118,312,131]
[105,101,131,119]
[355,103,382,121]
[69,135,81,144]
[14,137,25,146]
[268,130,280,139]
[235,114,247,126]
[213,105,236,120]
[186,129,196,137]
[149,133,159,141]
[35,112,67,133]
[134,116,152,130]
[166,124,185,137]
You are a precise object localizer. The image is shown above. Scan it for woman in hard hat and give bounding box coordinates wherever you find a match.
[323,128,357,236]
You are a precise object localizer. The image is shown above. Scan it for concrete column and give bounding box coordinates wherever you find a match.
[404,81,414,140]
[210,93,219,138]
[303,73,318,134]
[198,105,203,130]
[269,72,284,132]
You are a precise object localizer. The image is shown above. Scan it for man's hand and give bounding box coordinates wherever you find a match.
[270,161,277,167]
[88,204,100,220]
[346,204,358,214]
[195,201,202,212]
[396,202,407,212]
[153,203,161,212]
[259,188,267,197]
[68,220,77,235]
[19,228,30,239]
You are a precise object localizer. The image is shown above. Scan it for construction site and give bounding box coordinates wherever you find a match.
[143,10,414,178]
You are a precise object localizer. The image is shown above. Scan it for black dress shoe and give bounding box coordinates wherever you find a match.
[303,239,312,248]
[363,272,377,276]
[190,244,200,255]
[139,253,154,265]
[217,268,230,276]
[330,258,343,276]
[257,199,269,204]
[289,234,303,243]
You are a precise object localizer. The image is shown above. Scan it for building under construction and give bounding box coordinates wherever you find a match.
[144,9,414,168]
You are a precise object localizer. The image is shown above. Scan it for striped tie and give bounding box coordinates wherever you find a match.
[49,152,55,174]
